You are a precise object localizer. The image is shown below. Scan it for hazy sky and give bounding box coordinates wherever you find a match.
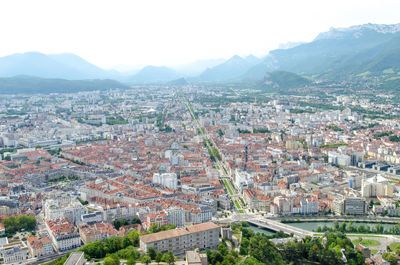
[1,0,400,69]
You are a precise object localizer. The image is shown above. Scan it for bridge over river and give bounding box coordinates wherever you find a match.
[215,214,314,238]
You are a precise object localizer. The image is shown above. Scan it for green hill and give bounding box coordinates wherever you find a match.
[261,71,313,91]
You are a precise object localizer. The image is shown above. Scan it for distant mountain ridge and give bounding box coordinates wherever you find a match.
[197,55,261,82]
[2,22,400,90]
[129,66,181,84]
[0,76,129,94]
[242,23,400,82]
[0,52,110,80]
[315,23,400,40]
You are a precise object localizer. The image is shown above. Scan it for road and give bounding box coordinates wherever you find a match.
[182,94,245,213]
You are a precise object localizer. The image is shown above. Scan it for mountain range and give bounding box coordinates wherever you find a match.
[0,52,109,80]
[196,55,261,82]
[243,23,400,82]
[0,76,129,94]
[1,22,400,93]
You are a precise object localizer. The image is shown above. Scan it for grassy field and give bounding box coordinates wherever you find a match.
[346,234,384,238]
[389,242,400,253]
[351,238,381,247]
[314,234,385,238]
[234,200,244,213]
[223,179,233,195]
[234,200,241,209]
[371,249,379,255]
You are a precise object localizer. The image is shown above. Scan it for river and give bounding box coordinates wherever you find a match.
[286,221,397,232]
[248,224,275,235]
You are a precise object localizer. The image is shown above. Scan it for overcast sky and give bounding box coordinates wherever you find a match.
[1,0,400,69]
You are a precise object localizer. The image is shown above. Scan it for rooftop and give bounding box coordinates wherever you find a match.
[140,222,219,243]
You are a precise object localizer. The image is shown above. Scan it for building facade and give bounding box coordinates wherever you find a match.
[139,222,220,255]
[46,218,81,251]
[27,236,53,257]
[0,241,29,264]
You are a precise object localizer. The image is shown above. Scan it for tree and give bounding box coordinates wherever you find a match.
[126,230,141,247]
[164,250,176,265]
[240,237,249,255]
[126,258,136,265]
[122,235,132,249]
[148,223,159,233]
[2,215,36,236]
[241,227,255,239]
[207,250,223,265]
[242,257,264,265]
[382,252,398,265]
[218,243,228,256]
[131,216,142,225]
[104,237,123,254]
[141,255,151,265]
[148,247,156,260]
[80,240,105,259]
[155,251,163,264]
[104,255,120,265]
[113,219,129,230]
[248,235,285,265]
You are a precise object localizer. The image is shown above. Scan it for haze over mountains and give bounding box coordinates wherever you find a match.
[1,22,400,93]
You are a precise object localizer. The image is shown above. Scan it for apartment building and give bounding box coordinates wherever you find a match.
[100,204,137,222]
[27,236,53,257]
[79,222,118,244]
[0,241,29,264]
[79,211,104,225]
[44,198,87,225]
[361,176,394,198]
[344,197,366,215]
[143,212,168,230]
[46,218,81,251]
[333,197,366,215]
[152,173,178,190]
[166,207,186,227]
[139,222,220,255]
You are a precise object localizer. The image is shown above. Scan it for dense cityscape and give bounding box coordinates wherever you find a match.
[0,83,400,264]
[2,1,400,264]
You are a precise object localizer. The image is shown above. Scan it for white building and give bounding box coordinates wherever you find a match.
[79,211,104,225]
[44,197,87,225]
[99,204,137,222]
[328,151,351,167]
[300,198,319,214]
[166,207,186,227]
[190,206,213,224]
[233,170,254,193]
[361,176,394,198]
[152,173,178,190]
[0,241,29,264]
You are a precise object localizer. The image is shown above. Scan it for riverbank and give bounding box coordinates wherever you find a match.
[281,218,399,224]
